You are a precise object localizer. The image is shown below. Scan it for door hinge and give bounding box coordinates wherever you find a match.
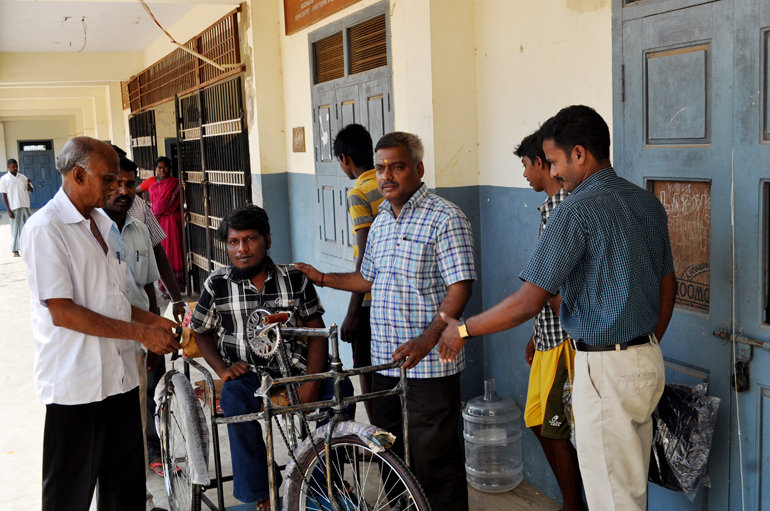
[620,64,625,103]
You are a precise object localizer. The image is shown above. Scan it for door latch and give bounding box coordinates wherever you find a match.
[712,329,769,392]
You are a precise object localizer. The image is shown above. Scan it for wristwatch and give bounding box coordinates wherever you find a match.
[457,318,473,339]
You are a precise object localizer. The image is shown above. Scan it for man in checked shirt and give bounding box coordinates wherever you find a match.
[297,131,476,511]
[516,129,586,511]
[190,205,346,511]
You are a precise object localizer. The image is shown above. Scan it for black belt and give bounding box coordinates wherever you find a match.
[572,335,652,352]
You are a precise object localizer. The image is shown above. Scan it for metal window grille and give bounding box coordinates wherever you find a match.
[177,76,251,293]
[128,110,158,179]
[127,9,243,113]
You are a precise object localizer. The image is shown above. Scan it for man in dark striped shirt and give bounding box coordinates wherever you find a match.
[516,130,585,511]
[190,206,329,510]
[439,106,675,511]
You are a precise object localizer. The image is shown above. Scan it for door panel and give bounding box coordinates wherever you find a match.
[732,1,770,510]
[621,1,733,509]
[18,150,58,209]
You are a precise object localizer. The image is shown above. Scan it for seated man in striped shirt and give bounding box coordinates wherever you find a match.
[190,205,349,511]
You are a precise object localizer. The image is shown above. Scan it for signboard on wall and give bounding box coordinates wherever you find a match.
[652,180,711,312]
[284,0,362,35]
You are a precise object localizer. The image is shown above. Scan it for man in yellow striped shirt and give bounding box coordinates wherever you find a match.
[334,124,384,420]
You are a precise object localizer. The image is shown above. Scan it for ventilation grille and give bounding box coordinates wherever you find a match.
[349,14,387,75]
[314,32,344,84]
[126,9,242,113]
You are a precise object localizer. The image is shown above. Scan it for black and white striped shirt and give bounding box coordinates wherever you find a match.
[190,258,324,376]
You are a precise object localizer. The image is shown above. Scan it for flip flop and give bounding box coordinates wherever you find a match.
[150,461,164,477]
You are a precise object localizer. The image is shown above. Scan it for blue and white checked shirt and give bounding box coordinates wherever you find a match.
[520,168,674,347]
[361,184,476,378]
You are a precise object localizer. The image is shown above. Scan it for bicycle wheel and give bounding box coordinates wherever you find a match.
[284,434,431,511]
[159,370,204,511]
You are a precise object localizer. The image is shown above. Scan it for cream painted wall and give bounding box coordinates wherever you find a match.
[429,0,478,189]
[475,0,612,189]
[0,123,6,166]
[241,0,288,181]
[0,52,142,84]
[2,118,72,163]
[276,0,383,176]
[153,99,177,156]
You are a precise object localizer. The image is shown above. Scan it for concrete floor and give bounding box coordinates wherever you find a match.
[0,217,559,511]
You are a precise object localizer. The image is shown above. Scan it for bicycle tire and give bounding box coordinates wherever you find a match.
[284,433,431,511]
[159,370,204,511]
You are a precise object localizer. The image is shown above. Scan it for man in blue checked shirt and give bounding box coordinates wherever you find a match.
[438,106,676,511]
[296,131,476,511]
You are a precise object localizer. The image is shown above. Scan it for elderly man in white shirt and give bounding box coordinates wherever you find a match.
[20,136,181,511]
[0,158,33,256]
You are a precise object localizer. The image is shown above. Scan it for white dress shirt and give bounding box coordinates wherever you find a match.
[0,171,31,210]
[21,188,138,405]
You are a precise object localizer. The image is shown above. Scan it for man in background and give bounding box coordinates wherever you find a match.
[101,155,165,511]
[333,123,383,420]
[515,129,585,511]
[1,158,34,256]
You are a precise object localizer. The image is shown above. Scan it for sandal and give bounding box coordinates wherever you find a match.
[149,461,164,477]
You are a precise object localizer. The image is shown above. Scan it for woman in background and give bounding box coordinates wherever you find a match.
[149,156,185,293]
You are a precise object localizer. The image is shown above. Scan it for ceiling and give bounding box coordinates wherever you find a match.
[0,1,197,52]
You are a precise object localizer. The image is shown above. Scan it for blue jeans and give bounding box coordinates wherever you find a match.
[219,371,354,503]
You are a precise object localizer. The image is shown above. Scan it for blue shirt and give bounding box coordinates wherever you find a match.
[361,184,476,378]
[102,211,160,311]
[520,167,674,346]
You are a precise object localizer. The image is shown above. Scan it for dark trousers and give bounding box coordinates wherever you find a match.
[42,387,145,511]
[372,373,468,511]
[145,355,166,461]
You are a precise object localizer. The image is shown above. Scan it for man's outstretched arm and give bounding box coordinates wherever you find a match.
[392,280,473,369]
[437,281,550,362]
[294,262,372,294]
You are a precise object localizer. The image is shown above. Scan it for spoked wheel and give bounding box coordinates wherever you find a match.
[284,434,430,511]
[159,370,204,511]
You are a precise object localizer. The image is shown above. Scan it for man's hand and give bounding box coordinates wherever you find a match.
[172,301,187,323]
[218,361,249,382]
[8,210,14,219]
[525,337,535,367]
[139,324,182,355]
[437,312,467,363]
[293,262,323,287]
[340,312,359,344]
[297,382,320,404]
[393,334,437,370]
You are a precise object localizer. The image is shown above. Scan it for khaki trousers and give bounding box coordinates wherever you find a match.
[573,340,665,511]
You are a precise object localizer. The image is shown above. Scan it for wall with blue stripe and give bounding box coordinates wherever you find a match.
[262,171,563,502]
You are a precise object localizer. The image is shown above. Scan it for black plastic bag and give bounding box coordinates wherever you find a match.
[648,383,720,501]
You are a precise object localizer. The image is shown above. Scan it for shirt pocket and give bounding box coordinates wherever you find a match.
[133,246,150,284]
[392,239,436,282]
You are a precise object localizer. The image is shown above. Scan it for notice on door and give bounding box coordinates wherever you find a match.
[652,180,711,312]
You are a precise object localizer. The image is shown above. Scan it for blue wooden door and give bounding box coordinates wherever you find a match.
[616,0,769,509]
[19,149,59,208]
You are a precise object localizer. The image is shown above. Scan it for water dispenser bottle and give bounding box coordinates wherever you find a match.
[463,378,523,493]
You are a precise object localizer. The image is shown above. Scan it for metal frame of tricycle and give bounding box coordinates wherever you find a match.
[176,323,409,511]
